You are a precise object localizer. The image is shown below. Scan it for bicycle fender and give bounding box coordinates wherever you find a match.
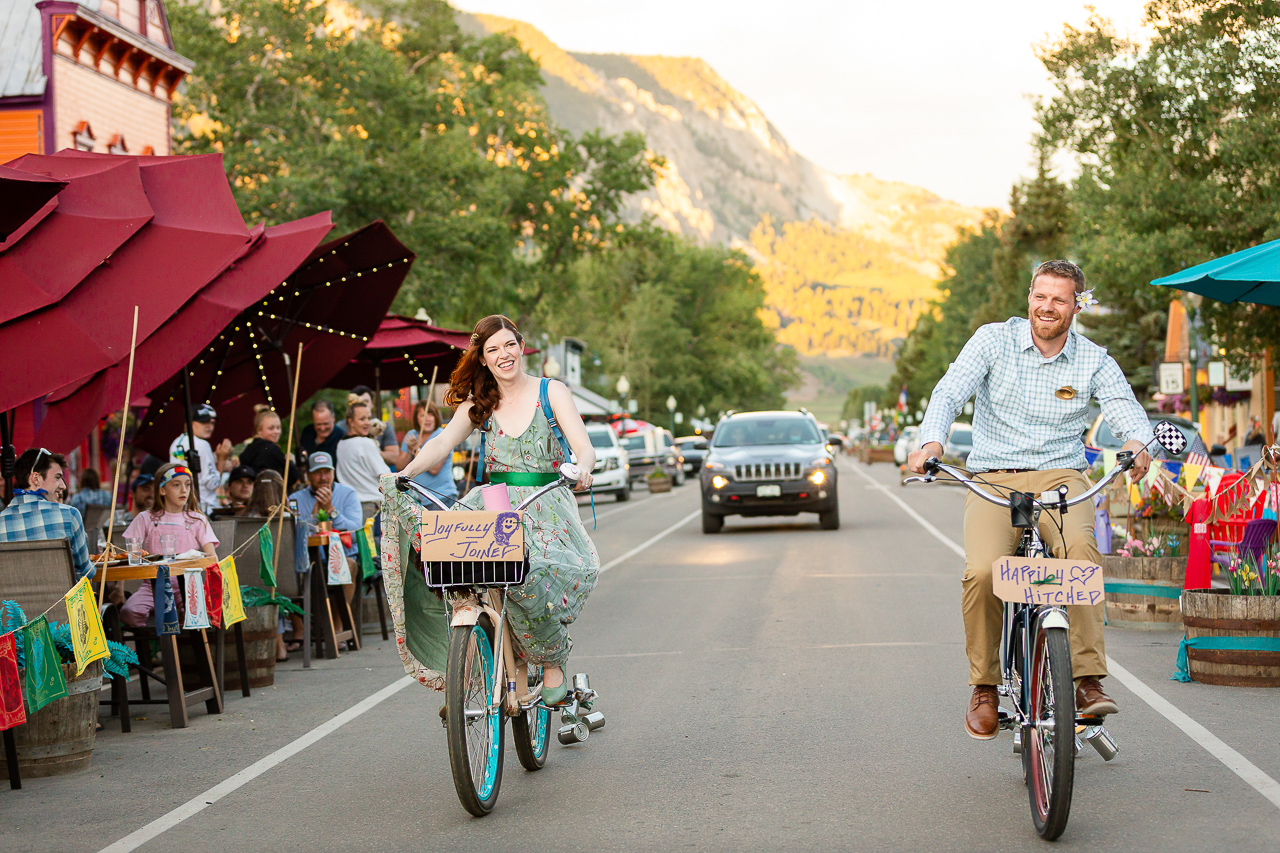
[1038,608,1070,631]
[450,600,482,627]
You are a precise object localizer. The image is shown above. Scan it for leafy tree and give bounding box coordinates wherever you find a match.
[168,0,658,325]
[1036,0,1280,375]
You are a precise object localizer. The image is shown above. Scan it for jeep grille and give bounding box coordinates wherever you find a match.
[734,462,802,481]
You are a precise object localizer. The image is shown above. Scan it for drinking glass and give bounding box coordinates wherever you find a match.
[125,535,144,566]
[159,533,178,561]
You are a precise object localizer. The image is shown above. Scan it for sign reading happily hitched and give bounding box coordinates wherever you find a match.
[419,511,524,562]
[991,556,1106,606]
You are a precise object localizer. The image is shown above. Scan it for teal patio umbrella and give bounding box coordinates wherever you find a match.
[1152,237,1280,303]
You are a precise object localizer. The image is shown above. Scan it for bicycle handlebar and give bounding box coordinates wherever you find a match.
[904,452,1133,511]
[394,463,582,513]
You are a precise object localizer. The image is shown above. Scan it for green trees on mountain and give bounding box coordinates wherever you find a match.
[889,0,1280,409]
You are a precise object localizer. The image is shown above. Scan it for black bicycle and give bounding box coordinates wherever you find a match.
[906,422,1186,838]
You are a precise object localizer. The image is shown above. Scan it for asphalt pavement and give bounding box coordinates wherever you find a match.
[5,461,1280,852]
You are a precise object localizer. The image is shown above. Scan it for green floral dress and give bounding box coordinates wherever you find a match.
[459,400,600,667]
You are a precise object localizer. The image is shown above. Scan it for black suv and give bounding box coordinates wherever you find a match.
[699,411,838,533]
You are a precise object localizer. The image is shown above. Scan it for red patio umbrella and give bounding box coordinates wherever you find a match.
[133,220,415,455]
[327,315,473,394]
[0,164,67,242]
[0,155,152,325]
[0,151,250,412]
[33,212,334,452]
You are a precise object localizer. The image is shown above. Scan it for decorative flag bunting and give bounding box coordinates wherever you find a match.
[183,569,210,630]
[63,580,110,676]
[205,563,224,629]
[154,566,180,637]
[0,632,25,730]
[357,520,377,581]
[219,557,247,627]
[257,525,276,587]
[22,616,68,712]
[327,532,350,585]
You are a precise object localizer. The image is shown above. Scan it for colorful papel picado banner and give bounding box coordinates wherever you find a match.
[205,563,224,629]
[63,580,110,675]
[154,566,180,637]
[219,557,247,627]
[327,532,350,585]
[0,632,25,730]
[183,569,211,630]
[257,525,276,587]
[357,519,378,581]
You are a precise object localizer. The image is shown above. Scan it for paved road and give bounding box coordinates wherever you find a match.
[6,461,1280,851]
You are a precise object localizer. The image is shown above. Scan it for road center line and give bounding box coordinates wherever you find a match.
[98,676,415,853]
[845,460,1280,812]
[102,503,699,851]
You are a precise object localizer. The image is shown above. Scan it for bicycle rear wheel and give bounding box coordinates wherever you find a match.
[1025,624,1075,839]
[445,617,505,816]
[512,666,551,771]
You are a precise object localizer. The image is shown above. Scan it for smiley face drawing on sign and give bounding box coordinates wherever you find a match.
[494,512,521,547]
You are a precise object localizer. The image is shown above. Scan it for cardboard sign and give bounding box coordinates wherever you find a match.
[419,511,524,562]
[991,556,1106,606]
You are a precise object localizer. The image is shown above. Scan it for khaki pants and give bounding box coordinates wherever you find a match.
[962,469,1107,685]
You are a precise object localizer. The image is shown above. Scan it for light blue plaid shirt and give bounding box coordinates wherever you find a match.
[919,318,1154,473]
[0,493,95,580]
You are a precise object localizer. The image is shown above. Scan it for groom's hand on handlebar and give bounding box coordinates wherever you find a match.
[1121,439,1151,482]
[908,442,944,474]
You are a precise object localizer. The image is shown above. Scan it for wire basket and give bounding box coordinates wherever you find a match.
[423,552,531,590]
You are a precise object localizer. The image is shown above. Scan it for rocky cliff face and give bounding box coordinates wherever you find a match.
[458,12,984,355]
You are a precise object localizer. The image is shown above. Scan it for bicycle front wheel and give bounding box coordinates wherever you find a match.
[512,666,551,772]
[1025,624,1075,839]
[445,617,505,816]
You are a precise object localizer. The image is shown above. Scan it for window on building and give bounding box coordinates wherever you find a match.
[108,134,128,155]
[72,121,95,152]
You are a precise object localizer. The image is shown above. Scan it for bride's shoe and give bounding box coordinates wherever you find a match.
[540,668,568,705]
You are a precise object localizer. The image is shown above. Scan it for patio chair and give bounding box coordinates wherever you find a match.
[1210,517,1277,572]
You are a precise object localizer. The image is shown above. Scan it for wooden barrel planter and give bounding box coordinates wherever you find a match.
[647,476,673,494]
[179,605,278,691]
[1180,590,1280,687]
[1101,555,1185,628]
[13,660,102,777]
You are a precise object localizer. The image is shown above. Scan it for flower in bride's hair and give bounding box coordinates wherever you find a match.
[469,332,480,346]
[1076,289,1099,309]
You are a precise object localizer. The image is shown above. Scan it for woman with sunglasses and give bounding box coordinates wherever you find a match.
[119,463,220,627]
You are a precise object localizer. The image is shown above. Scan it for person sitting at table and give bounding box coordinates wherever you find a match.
[350,385,399,466]
[398,399,458,502]
[120,473,155,523]
[239,470,284,518]
[69,468,112,516]
[336,395,387,523]
[240,405,292,480]
[0,448,94,580]
[287,451,360,648]
[298,400,342,470]
[119,463,219,627]
[212,465,256,517]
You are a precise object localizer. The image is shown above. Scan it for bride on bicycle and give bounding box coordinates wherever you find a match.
[398,314,600,704]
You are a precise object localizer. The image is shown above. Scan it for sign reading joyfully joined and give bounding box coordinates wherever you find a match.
[419,511,525,562]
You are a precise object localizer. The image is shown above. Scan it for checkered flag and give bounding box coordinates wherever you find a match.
[1153,420,1189,457]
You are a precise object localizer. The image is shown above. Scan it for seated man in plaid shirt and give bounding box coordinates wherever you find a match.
[0,448,95,581]
[908,260,1152,740]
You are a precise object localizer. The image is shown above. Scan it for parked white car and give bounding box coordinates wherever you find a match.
[894,426,921,466]
[583,423,631,501]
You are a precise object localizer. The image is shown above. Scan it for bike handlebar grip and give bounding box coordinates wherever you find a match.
[923,456,940,475]
[1116,450,1134,468]
[395,476,410,492]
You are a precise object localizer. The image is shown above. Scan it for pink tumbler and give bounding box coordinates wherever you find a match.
[480,483,513,512]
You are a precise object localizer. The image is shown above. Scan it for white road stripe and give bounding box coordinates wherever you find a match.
[846,460,1280,812]
[98,677,415,853]
[101,501,700,852]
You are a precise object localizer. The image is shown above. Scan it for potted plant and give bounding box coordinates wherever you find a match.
[646,469,673,493]
[1177,546,1280,687]
[1098,481,1189,627]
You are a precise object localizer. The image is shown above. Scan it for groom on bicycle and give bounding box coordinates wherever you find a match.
[908,260,1152,740]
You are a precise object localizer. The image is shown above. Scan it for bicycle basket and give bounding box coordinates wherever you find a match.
[418,509,529,590]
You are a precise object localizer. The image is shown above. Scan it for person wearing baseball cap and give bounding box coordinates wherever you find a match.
[214,464,257,517]
[169,404,234,514]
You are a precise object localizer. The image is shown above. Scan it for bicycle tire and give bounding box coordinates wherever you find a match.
[1025,625,1075,839]
[512,667,551,771]
[445,617,505,816]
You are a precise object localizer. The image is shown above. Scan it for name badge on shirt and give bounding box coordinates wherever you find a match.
[1055,386,1077,400]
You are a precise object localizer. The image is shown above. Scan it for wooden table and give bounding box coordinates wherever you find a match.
[304,535,362,662]
[99,557,235,728]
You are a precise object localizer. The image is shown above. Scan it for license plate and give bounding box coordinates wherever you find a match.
[755,484,782,498]
[683,463,693,471]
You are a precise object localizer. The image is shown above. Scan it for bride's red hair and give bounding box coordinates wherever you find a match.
[445,314,524,428]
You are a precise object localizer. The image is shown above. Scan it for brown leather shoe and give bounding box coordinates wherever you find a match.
[965,685,1000,740]
[1075,677,1119,716]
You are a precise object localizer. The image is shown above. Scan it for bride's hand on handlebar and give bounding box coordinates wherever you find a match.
[908,442,944,474]
[1122,440,1151,482]
[573,470,592,492]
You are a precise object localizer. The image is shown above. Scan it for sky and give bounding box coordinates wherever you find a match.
[454,0,1152,208]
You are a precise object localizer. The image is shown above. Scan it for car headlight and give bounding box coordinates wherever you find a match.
[704,460,726,470]
[809,457,831,466]
[809,469,827,486]
[605,457,619,471]
[711,475,729,489]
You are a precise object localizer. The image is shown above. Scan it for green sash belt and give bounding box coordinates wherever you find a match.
[488,471,559,487]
